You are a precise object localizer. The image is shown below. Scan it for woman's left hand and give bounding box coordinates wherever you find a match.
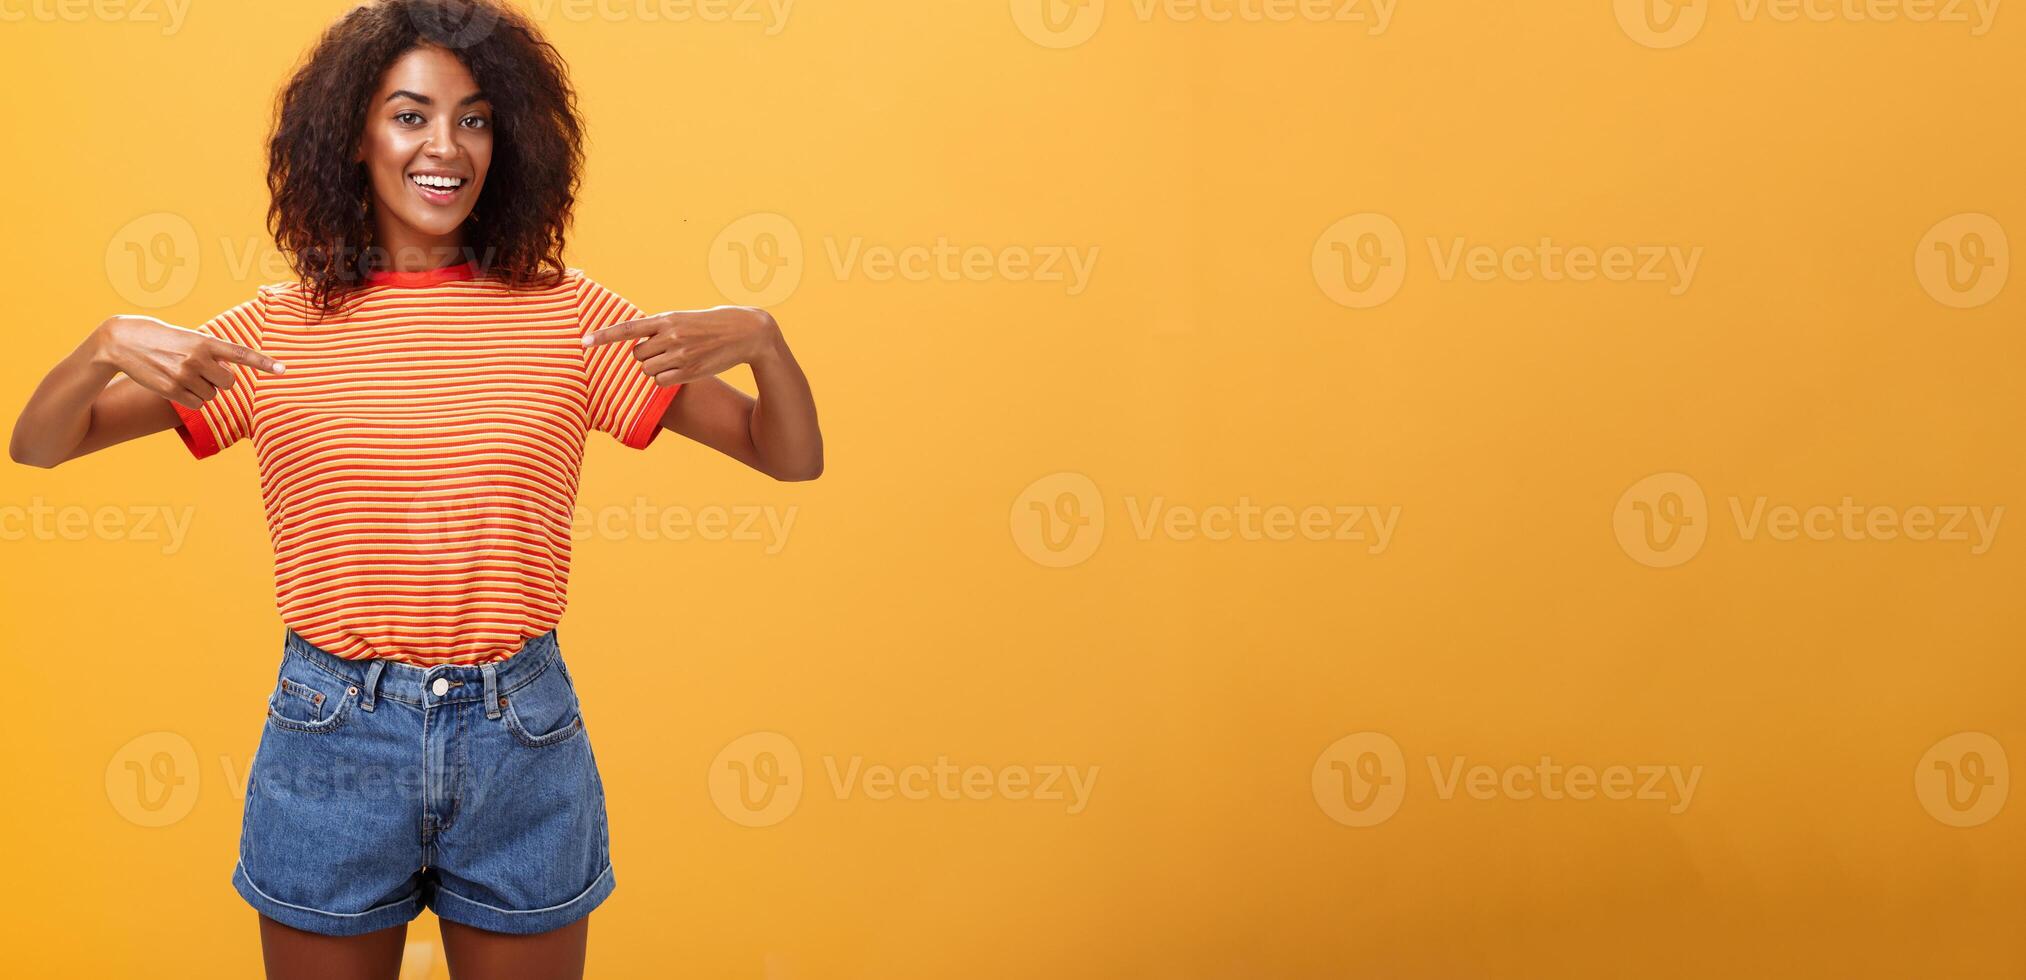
[582,306,782,387]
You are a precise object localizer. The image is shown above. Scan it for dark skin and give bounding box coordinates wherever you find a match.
[10,45,821,979]
[10,45,823,481]
[256,917,589,980]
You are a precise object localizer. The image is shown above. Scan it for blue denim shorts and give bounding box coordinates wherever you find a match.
[233,627,615,936]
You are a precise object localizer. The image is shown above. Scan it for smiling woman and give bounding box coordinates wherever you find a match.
[7,0,822,976]
[266,0,582,314]
[360,52,495,236]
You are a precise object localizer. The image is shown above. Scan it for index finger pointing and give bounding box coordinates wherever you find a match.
[208,338,287,375]
[582,317,660,348]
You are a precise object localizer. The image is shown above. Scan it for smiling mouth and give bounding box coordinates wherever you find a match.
[408,174,468,204]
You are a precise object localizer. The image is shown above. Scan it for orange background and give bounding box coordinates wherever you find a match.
[1,1,2022,977]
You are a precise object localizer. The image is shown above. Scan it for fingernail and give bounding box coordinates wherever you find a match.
[273,363,287,374]
[580,333,593,346]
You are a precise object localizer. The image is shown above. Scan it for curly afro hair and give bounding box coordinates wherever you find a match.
[266,0,584,314]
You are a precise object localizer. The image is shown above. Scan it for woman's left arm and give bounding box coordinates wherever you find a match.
[583,306,823,481]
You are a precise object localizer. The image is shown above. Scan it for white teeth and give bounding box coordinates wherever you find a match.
[410,174,464,190]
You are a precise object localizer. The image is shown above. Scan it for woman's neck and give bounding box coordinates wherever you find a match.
[370,217,472,273]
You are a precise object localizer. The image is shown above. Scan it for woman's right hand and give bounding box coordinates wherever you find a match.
[90,315,286,412]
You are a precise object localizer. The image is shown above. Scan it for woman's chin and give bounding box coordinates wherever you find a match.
[415,216,470,238]
[379,212,472,245]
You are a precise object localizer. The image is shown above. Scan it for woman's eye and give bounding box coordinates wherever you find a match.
[395,111,424,126]
[461,115,489,129]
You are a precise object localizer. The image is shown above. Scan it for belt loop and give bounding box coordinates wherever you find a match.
[483,663,500,720]
[361,660,386,712]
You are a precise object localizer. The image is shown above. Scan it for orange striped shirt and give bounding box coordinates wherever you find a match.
[172,262,681,666]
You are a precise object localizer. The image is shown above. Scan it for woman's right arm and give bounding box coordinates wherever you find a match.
[9,316,284,468]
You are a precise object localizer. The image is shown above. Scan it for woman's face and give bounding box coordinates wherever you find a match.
[355,44,494,255]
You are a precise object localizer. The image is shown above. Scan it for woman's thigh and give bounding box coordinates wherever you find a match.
[258,914,409,980]
[439,915,589,980]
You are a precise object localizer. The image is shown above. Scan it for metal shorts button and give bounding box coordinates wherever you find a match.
[431,677,449,696]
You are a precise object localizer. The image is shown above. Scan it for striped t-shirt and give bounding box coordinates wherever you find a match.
[171,261,682,666]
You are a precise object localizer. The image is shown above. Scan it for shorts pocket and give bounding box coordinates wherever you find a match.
[266,656,358,734]
[500,658,585,748]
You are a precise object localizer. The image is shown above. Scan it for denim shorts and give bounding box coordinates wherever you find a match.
[232,627,615,936]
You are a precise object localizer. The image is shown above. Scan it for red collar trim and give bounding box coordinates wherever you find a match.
[365,260,479,286]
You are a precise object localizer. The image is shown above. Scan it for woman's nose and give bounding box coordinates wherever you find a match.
[424,126,460,159]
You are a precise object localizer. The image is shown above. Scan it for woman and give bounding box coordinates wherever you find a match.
[9,1,822,976]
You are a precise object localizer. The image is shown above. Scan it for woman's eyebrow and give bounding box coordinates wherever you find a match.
[384,89,490,106]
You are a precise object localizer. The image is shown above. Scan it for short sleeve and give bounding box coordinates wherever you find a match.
[575,273,683,450]
[170,288,268,459]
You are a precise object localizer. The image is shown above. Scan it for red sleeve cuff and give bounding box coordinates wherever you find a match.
[615,380,680,449]
[619,383,684,450]
[170,401,220,459]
